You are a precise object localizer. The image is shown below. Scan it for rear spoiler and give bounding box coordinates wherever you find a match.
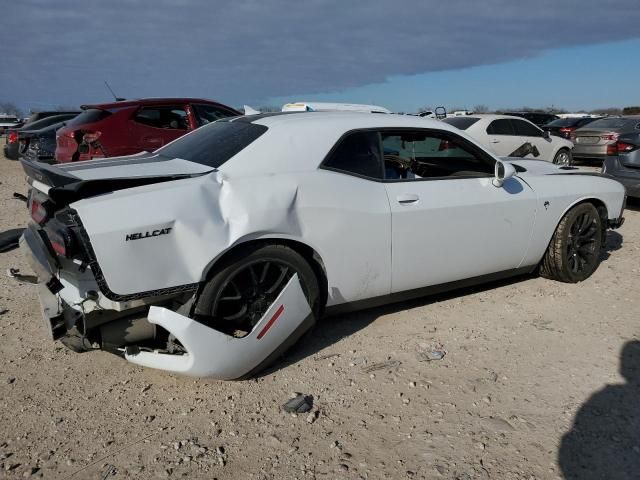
[21,158,204,205]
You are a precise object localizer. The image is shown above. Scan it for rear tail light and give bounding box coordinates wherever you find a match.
[601,133,619,141]
[43,223,75,258]
[607,141,638,155]
[7,131,18,143]
[559,127,574,133]
[616,142,636,153]
[30,199,50,225]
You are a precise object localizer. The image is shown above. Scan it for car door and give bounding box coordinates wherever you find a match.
[129,105,190,153]
[381,128,537,293]
[484,118,523,156]
[510,118,554,160]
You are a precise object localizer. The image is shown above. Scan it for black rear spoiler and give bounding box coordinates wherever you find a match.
[21,158,202,205]
[21,158,80,188]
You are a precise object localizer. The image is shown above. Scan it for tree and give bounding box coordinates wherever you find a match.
[0,102,24,118]
[473,104,489,113]
[623,106,640,115]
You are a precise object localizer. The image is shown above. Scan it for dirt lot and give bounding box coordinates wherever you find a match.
[0,148,638,480]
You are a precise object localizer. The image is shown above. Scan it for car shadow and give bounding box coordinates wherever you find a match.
[558,340,640,480]
[259,272,537,377]
[261,230,625,377]
[625,196,640,212]
[600,230,623,262]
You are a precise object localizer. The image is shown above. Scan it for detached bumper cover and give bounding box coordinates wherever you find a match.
[125,274,314,379]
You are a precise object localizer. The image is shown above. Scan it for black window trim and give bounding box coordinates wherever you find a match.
[319,127,497,183]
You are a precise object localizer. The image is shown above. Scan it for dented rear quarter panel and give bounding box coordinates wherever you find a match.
[72,169,392,306]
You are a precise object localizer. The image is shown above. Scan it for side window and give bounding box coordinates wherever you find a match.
[486,119,515,135]
[133,106,189,130]
[323,131,383,179]
[512,119,543,137]
[382,130,494,180]
[193,104,237,127]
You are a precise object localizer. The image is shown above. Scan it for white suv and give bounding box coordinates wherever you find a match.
[443,114,574,165]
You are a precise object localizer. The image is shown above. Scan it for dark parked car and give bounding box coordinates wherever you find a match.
[23,111,80,125]
[21,121,70,163]
[4,114,78,160]
[543,117,602,139]
[0,115,22,135]
[602,132,640,198]
[54,98,241,163]
[501,111,559,128]
[572,116,640,162]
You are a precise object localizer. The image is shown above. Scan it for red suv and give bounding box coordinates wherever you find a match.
[54,98,241,163]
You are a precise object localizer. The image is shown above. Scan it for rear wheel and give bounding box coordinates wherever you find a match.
[539,203,603,282]
[195,244,320,338]
[553,148,572,166]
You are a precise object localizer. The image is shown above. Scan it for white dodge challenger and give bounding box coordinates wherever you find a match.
[19,112,625,379]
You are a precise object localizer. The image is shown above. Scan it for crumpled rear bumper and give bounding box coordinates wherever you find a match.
[125,274,315,380]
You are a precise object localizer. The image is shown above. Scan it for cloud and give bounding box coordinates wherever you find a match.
[1,0,639,108]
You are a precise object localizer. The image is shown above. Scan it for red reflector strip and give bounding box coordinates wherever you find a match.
[257,305,284,340]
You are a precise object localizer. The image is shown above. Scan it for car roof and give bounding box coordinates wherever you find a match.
[453,113,536,122]
[80,98,239,111]
[243,111,453,131]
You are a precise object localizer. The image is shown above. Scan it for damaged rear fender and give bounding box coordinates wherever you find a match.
[125,274,314,379]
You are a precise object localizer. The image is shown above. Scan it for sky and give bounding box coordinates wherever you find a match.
[1,0,639,114]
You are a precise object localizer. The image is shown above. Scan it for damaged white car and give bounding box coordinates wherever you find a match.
[19,112,625,379]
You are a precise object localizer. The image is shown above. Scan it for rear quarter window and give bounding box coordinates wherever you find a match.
[155,120,267,168]
[66,109,111,127]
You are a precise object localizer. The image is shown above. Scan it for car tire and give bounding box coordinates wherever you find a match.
[553,148,572,166]
[194,243,321,371]
[539,202,604,283]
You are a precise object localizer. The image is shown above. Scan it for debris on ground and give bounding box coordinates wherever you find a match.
[282,394,313,413]
[12,192,27,203]
[361,359,401,373]
[6,268,38,284]
[0,228,25,253]
[416,346,447,362]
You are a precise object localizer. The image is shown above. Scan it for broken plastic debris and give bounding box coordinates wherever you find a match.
[282,394,313,413]
[417,350,446,362]
[12,192,28,203]
[0,228,25,253]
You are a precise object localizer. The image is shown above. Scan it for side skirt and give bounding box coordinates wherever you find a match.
[325,266,537,316]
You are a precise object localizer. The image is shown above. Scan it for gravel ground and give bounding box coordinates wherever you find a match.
[0,147,638,479]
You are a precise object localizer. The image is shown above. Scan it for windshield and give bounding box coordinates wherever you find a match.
[441,117,480,130]
[155,120,267,168]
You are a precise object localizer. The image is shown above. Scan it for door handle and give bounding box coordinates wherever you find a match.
[397,194,419,205]
[490,139,500,143]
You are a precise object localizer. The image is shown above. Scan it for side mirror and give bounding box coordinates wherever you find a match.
[493,160,517,188]
[543,129,551,139]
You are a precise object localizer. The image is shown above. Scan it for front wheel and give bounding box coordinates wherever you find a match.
[553,149,572,166]
[539,203,604,283]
